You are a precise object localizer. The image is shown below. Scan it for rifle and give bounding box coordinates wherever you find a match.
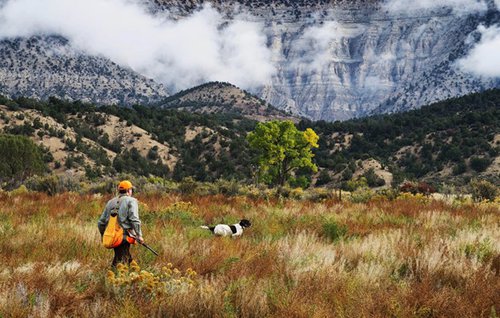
[128,231,159,256]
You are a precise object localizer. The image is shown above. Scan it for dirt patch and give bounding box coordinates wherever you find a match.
[485,156,500,176]
[184,126,208,143]
[330,133,354,152]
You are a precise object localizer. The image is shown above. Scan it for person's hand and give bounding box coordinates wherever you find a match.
[137,236,144,244]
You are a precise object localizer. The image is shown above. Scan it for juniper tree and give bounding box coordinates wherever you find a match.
[0,134,45,187]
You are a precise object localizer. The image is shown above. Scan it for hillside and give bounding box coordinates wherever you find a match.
[0,103,177,177]
[159,82,297,121]
[0,88,498,188]
[0,36,169,105]
[307,89,500,186]
[0,96,256,184]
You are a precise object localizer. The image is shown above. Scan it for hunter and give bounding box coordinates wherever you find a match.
[98,180,144,267]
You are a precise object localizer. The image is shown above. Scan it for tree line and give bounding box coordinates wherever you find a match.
[0,88,498,189]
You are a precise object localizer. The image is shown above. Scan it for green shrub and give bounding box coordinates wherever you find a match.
[178,177,198,195]
[452,161,467,175]
[85,178,117,194]
[322,219,347,242]
[470,179,498,202]
[463,239,494,262]
[376,188,400,201]
[289,175,311,189]
[469,157,491,172]
[307,187,334,202]
[26,174,81,195]
[9,185,29,196]
[363,168,386,187]
[315,169,332,186]
[349,187,374,203]
[141,182,177,194]
[289,187,305,200]
[0,134,46,188]
[240,185,269,200]
[345,177,368,192]
[193,182,219,196]
[215,179,241,196]
[276,185,292,198]
[152,201,201,226]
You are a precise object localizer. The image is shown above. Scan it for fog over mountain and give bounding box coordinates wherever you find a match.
[0,0,275,91]
[457,24,500,77]
[0,0,499,120]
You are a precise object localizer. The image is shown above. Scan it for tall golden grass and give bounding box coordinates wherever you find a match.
[0,191,498,317]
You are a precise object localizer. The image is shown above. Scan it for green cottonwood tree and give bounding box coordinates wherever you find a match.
[247,120,319,187]
[0,134,45,187]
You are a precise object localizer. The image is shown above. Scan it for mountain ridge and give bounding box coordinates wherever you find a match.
[0,1,498,121]
[154,1,500,120]
[0,35,169,105]
[159,81,298,121]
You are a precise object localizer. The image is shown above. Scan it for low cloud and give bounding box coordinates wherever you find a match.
[362,75,390,92]
[384,0,500,78]
[0,0,275,91]
[292,21,366,72]
[383,0,488,15]
[457,25,500,77]
[292,22,395,93]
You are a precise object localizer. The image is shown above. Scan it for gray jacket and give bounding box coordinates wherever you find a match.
[98,194,143,238]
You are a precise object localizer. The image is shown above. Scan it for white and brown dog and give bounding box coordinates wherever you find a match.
[200,219,251,237]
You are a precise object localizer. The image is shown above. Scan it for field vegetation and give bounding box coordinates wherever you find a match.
[0,186,498,317]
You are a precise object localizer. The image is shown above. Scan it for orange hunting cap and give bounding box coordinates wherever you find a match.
[118,180,133,191]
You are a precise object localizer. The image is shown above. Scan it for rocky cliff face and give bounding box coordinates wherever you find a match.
[155,0,500,121]
[0,35,168,105]
[262,7,500,120]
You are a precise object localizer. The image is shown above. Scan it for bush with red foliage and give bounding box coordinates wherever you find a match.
[400,181,436,196]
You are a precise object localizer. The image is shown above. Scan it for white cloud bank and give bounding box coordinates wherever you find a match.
[0,0,275,91]
[384,0,500,78]
[292,21,366,72]
[457,25,500,77]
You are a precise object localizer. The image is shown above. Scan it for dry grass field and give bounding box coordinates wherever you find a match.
[0,191,498,317]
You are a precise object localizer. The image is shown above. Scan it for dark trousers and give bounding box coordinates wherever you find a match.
[112,241,132,267]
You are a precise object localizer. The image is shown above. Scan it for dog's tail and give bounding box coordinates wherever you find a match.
[200,225,215,233]
[200,225,216,233]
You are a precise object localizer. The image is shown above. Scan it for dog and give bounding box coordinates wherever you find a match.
[200,219,251,237]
